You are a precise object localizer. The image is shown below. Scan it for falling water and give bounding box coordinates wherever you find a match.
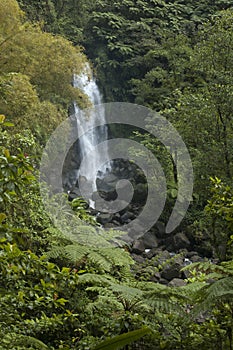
[73,63,109,193]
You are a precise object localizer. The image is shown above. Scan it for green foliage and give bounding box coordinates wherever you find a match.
[0,334,49,350]
[204,177,233,260]
[1,1,233,349]
[0,0,90,146]
[46,242,134,279]
[0,116,35,210]
[93,327,151,350]
[0,240,83,348]
[71,197,98,225]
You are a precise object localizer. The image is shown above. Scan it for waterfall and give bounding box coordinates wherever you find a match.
[73,63,110,194]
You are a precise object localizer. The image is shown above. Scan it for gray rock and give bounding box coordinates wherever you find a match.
[128,222,145,240]
[104,223,115,229]
[173,232,190,250]
[154,221,166,238]
[186,251,199,258]
[150,271,161,282]
[190,255,203,263]
[96,174,118,192]
[131,253,145,264]
[97,213,113,224]
[159,278,169,285]
[112,220,121,226]
[133,183,148,202]
[152,250,171,267]
[141,232,158,249]
[145,247,161,259]
[168,278,187,287]
[161,256,183,281]
[132,240,145,254]
[120,211,135,224]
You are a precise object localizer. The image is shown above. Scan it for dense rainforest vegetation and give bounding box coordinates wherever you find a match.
[0,0,233,349]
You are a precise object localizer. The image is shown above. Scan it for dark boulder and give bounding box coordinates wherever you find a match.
[161,256,183,281]
[168,278,187,287]
[97,213,113,224]
[173,232,191,250]
[132,240,145,254]
[141,231,158,249]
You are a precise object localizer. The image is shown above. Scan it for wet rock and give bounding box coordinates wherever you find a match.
[159,278,169,285]
[190,255,204,263]
[183,257,192,266]
[186,251,199,258]
[132,240,145,254]
[133,183,148,202]
[153,250,171,267]
[194,241,213,258]
[173,232,191,250]
[145,247,163,259]
[68,189,82,200]
[161,256,183,281]
[120,211,135,224]
[168,278,187,287]
[154,221,166,238]
[141,232,158,249]
[150,271,161,282]
[97,213,113,224]
[131,253,145,264]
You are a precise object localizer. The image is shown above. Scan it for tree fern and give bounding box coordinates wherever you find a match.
[47,243,134,274]
[143,284,189,314]
[78,273,116,286]
[181,261,231,279]
[194,276,233,314]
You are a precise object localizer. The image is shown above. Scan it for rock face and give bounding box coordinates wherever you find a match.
[168,278,187,287]
[173,232,191,250]
[141,232,158,249]
[132,240,145,254]
[161,256,184,281]
[130,247,205,285]
[97,213,113,225]
[65,156,212,288]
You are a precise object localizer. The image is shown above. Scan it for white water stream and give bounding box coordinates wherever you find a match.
[73,63,110,194]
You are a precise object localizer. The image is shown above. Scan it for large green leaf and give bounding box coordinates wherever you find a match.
[93,327,151,350]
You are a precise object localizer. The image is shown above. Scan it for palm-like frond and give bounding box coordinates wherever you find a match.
[47,243,134,274]
[93,327,151,350]
[194,276,233,314]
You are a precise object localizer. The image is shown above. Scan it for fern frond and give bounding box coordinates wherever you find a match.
[78,273,115,286]
[220,260,233,275]
[88,251,113,272]
[117,265,135,283]
[194,276,233,314]
[46,245,65,260]
[138,282,190,314]
[97,247,134,268]
[179,281,206,295]
[47,243,134,275]
[85,293,123,314]
[110,283,144,300]
[181,261,227,276]
[64,244,89,262]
